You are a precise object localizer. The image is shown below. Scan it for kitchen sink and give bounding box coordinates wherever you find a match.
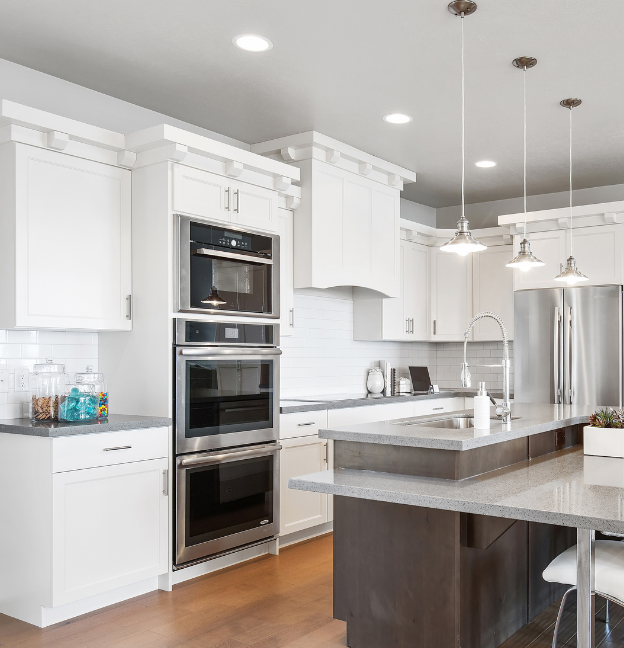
[394,414,521,428]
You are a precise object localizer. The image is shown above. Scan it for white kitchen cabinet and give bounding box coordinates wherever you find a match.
[294,159,400,297]
[0,143,132,330]
[172,163,278,232]
[430,248,473,341]
[52,457,169,606]
[280,409,328,440]
[278,208,295,337]
[353,240,430,341]
[472,245,514,341]
[280,436,328,536]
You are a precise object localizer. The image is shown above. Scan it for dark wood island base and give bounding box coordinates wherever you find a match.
[332,425,583,648]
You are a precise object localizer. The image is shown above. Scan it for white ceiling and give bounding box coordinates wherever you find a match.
[0,0,621,207]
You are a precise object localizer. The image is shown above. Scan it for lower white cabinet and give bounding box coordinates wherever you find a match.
[0,427,169,627]
[52,457,169,606]
[280,436,329,536]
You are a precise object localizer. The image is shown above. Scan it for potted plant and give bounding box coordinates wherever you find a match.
[584,408,624,458]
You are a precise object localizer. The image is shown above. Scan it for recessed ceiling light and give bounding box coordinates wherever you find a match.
[475,160,497,168]
[383,113,413,124]
[233,34,273,52]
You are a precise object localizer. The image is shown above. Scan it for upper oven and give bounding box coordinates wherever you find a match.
[175,320,281,454]
[177,216,279,318]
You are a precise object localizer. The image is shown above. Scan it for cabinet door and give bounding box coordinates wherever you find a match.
[404,242,431,340]
[569,224,624,286]
[172,164,231,223]
[431,249,473,341]
[472,245,514,341]
[370,183,400,297]
[231,179,278,232]
[52,458,168,606]
[280,437,328,536]
[512,230,567,291]
[15,145,132,330]
[277,208,294,336]
[382,241,408,340]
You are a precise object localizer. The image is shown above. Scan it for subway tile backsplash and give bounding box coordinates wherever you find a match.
[281,293,513,399]
[0,330,98,418]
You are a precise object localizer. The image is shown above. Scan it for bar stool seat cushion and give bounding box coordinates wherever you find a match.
[543,540,624,603]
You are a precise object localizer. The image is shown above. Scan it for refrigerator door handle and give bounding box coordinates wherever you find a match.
[554,307,561,404]
[567,306,573,405]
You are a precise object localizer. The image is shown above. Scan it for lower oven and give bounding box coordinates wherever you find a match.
[175,442,280,566]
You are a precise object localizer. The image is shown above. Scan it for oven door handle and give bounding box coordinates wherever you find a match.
[179,347,282,357]
[179,444,282,467]
[193,248,273,265]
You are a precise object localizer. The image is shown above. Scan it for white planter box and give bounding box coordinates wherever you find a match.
[583,425,624,458]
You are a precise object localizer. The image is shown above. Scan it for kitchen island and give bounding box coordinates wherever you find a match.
[290,403,603,648]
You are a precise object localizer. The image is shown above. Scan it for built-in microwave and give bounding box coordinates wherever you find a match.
[177,216,279,318]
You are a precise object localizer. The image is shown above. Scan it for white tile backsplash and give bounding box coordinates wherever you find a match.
[281,293,513,399]
[0,330,99,418]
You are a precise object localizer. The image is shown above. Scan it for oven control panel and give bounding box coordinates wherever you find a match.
[216,233,251,250]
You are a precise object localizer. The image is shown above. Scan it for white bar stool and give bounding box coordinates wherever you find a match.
[543,539,624,647]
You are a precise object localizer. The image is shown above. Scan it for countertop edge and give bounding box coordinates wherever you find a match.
[0,417,173,437]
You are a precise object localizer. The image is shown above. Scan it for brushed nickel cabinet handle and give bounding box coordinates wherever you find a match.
[433,319,437,335]
[225,187,230,211]
[433,407,444,411]
[234,189,240,213]
[162,469,169,496]
[297,422,316,427]
[103,445,132,452]
[126,295,132,320]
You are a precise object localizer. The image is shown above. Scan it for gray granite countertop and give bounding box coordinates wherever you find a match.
[290,447,624,534]
[280,389,508,414]
[318,403,594,451]
[0,414,172,437]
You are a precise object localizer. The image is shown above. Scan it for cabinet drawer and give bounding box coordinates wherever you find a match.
[52,427,169,473]
[327,402,415,427]
[412,398,465,418]
[280,410,328,440]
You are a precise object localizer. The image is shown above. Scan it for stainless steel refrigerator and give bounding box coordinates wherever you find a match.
[514,285,622,407]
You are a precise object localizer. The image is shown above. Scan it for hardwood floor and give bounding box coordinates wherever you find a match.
[1,533,623,648]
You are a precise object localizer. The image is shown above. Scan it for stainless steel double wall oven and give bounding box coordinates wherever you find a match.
[174,319,281,566]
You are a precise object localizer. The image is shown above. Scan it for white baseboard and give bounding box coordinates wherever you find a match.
[39,577,159,628]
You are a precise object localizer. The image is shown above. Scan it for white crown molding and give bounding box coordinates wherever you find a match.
[251,131,416,189]
[400,218,512,247]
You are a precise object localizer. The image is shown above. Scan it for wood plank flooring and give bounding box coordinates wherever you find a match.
[1,533,623,648]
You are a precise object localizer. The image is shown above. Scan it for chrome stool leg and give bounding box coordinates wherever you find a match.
[552,587,576,648]
[605,599,610,625]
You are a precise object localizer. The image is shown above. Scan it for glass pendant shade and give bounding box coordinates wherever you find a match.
[554,256,588,285]
[506,239,545,272]
[201,286,227,306]
[440,217,486,256]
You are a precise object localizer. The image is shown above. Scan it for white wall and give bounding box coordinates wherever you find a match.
[435,183,624,230]
[0,58,249,148]
[400,198,436,227]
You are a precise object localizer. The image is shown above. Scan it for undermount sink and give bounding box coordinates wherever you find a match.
[395,414,521,429]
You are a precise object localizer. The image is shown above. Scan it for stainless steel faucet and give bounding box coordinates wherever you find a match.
[460,311,512,423]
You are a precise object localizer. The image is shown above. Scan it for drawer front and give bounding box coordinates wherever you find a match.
[327,401,415,428]
[280,410,328,440]
[412,397,465,418]
[52,427,169,473]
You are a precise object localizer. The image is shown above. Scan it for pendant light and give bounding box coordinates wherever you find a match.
[507,57,544,272]
[201,286,227,306]
[441,0,486,256]
[554,98,588,285]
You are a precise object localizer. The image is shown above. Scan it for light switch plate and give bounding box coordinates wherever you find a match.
[0,371,8,393]
[14,368,28,391]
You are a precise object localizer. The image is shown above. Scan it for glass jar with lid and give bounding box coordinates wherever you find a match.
[59,383,99,422]
[75,366,108,419]
[31,358,69,421]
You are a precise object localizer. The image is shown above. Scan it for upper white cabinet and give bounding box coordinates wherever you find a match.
[430,249,473,341]
[0,143,132,331]
[251,131,417,298]
[472,245,514,341]
[278,208,294,337]
[353,240,430,341]
[172,164,278,233]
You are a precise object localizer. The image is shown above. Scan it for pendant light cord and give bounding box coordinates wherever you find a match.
[523,66,527,236]
[569,107,573,257]
[461,13,465,221]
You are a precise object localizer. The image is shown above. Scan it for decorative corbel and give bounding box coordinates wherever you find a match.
[225,160,244,178]
[47,131,69,151]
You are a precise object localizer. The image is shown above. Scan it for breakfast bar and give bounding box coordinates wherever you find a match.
[290,403,607,648]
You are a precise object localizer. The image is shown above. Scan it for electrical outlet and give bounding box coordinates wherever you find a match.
[14,368,28,392]
[0,371,8,393]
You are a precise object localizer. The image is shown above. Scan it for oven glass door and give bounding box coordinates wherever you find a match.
[190,251,273,315]
[176,446,280,565]
[176,349,280,453]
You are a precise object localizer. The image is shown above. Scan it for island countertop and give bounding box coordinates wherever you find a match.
[318,402,596,451]
[290,447,624,535]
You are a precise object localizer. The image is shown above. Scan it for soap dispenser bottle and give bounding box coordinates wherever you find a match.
[473,382,491,429]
